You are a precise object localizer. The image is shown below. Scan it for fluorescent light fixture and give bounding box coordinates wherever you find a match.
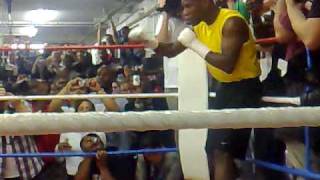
[11,44,18,49]
[11,44,26,49]
[30,44,46,53]
[18,44,26,49]
[10,44,46,53]
[30,44,45,49]
[25,9,59,24]
[19,26,38,37]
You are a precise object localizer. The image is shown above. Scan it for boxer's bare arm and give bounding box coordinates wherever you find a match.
[155,41,186,58]
[204,17,249,74]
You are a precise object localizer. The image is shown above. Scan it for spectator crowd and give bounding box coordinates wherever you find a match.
[0,0,319,179]
[0,23,180,180]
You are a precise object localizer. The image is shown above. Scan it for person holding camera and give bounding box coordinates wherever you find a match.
[50,78,119,179]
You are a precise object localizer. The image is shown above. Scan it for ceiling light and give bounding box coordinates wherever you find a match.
[30,44,46,53]
[25,9,59,24]
[19,26,38,37]
[30,44,45,49]
[11,44,26,49]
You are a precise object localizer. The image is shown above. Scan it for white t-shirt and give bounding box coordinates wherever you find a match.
[155,14,187,89]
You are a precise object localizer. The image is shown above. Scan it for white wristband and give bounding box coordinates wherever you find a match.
[189,39,211,59]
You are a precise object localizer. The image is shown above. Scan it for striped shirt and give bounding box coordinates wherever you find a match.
[0,136,44,180]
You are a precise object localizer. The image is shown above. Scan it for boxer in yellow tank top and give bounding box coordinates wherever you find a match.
[129,0,262,179]
[193,8,261,82]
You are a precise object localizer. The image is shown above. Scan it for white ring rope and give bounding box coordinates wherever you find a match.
[0,93,179,101]
[0,92,300,105]
[1,107,320,136]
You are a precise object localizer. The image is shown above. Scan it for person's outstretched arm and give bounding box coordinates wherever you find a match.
[87,79,120,112]
[129,28,186,58]
[273,0,296,43]
[74,158,93,180]
[286,0,320,49]
[47,86,67,112]
[98,89,120,112]
[96,151,115,180]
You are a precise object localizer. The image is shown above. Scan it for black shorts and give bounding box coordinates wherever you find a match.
[206,77,262,159]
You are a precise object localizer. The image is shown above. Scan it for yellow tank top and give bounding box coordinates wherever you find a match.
[193,9,261,83]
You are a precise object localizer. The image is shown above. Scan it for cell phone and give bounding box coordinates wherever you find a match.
[133,75,140,86]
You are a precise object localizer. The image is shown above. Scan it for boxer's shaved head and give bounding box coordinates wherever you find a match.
[181,0,216,26]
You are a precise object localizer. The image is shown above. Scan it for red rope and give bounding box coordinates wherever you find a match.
[0,44,145,51]
[255,37,278,44]
[0,37,278,52]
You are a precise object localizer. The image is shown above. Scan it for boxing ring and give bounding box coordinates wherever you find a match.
[0,38,319,179]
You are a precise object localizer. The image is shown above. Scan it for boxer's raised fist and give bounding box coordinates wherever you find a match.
[178,28,197,47]
[178,28,210,59]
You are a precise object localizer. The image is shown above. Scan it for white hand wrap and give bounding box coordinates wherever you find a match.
[178,28,210,59]
[128,28,159,49]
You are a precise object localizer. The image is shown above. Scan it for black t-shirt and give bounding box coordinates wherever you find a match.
[309,0,320,18]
